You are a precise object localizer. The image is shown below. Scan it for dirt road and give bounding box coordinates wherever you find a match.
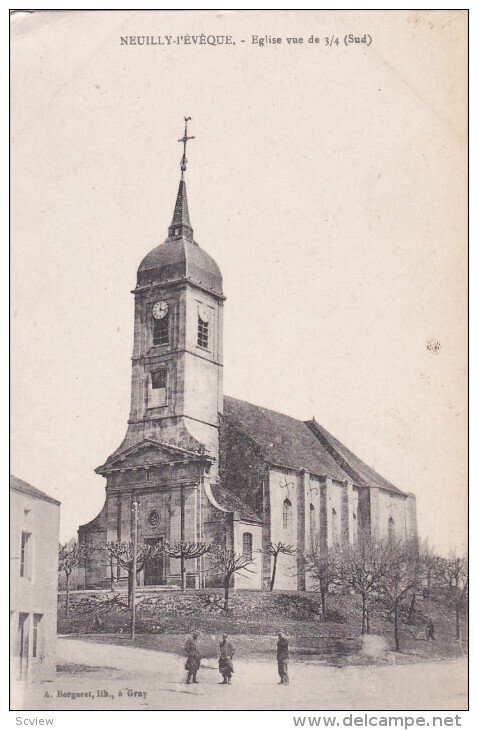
[13,637,468,711]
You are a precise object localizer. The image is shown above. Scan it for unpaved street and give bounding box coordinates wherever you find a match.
[13,637,468,711]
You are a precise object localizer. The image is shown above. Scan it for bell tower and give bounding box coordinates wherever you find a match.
[124,118,224,464]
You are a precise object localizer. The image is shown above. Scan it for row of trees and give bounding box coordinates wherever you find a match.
[59,535,468,651]
[59,539,256,613]
[304,536,468,650]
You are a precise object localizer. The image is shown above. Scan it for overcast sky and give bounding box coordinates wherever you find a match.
[11,10,467,552]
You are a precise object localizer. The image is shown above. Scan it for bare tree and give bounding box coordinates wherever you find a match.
[163,540,211,591]
[209,547,255,610]
[304,541,341,617]
[419,539,441,597]
[262,541,296,591]
[101,541,162,607]
[437,555,468,640]
[58,542,85,617]
[340,532,400,635]
[378,540,420,651]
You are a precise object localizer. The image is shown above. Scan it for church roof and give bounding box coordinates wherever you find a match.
[137,237,223,296]
[211,483,262,523]
[222,397,405,495]
[305,419,405,495]
[10,474,61,505]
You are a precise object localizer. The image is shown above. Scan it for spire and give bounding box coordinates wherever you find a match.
[167,117,195,242]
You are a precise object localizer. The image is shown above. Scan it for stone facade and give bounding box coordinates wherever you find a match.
[79,162,418,592]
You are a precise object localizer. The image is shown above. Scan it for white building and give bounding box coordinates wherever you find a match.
[10,474,60,684]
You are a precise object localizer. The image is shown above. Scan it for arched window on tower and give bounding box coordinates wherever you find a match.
[242,532,252,561]
[283,498,291,530]
[388,517,395,542]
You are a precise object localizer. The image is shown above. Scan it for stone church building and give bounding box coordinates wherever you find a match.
[79,135,417,591]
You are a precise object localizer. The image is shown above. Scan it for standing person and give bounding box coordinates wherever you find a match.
[218,633,235,684]
[425,619,435,641]
[277,631,290,685]
[184,632,201,684]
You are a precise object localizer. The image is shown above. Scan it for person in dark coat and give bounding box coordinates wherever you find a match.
[184,632,201,684]
[277,631,290,685]
[425,619,435,641]
[218,634,235,684]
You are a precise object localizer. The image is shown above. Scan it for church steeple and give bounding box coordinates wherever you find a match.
[167,117,195,242]
[168,178,194,241]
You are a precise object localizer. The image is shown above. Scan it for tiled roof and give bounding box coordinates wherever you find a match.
[222,397,352,482]
[222,397,405,496]
[10,474,61,505]
[210,483,262,523]
[305,420,405,495]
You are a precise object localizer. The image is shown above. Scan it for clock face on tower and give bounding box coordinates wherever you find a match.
[152,301,168,320]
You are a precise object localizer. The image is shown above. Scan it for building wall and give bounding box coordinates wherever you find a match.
[233,521,262,589]
[10,489,60,682]
[79,464,231,589]
[374,489,409,542]
[268,468,300,590]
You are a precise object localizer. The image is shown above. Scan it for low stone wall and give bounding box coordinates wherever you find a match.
[59,588,324,617]
[57,588,346,636]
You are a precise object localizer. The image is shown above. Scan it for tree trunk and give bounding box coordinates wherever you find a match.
[110,558,115,592]
[455,604,461,640]
[270,553,278,591]
[407,593,416,622]
[320,586,327,617]
[127,572,132,608]
[181,557,187,592]
[365,604,370,634]
[224,576,230,611]
[394,603,400,651]
[65,573,70,618]
[361,595,367,635]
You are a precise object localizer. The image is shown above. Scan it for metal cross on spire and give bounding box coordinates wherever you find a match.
[178,116,195,176]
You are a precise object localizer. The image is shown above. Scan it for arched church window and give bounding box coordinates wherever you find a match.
[310,503,316,531]
[388,516,395,541]
[243,532,252,560]
[153,312,169,346]
[283,498,291,530]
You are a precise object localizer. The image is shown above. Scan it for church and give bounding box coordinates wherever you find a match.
[78,122,417,592]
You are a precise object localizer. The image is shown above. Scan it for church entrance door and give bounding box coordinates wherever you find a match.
[144,537,165,586]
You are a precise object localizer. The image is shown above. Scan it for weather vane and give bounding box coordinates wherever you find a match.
[178,116,194,176]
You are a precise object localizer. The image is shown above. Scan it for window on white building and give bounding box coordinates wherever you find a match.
[243,532,252,560]
[388,517,395,541]
[283,498,291,530]
[310,503,316,532]
[32,614,43,658]
[20,531,32,578]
